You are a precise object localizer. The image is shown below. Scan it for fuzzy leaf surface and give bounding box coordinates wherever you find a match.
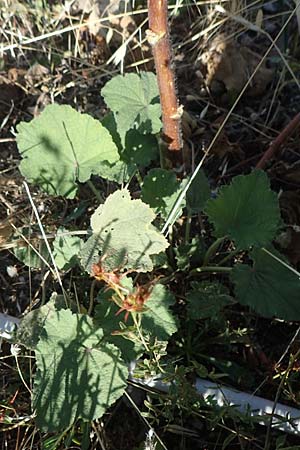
[187,281,232,320]
[205,171,280,249]
[231,248,300,320]
[102,112,158,173]
[141,169,184,219]
[80,189,168,273]
[16,293,66,349]
[142,284,178,340]
[52,229,83,270]
[33,309,127,431]
[101,72,161,142]
[17,104,119,198]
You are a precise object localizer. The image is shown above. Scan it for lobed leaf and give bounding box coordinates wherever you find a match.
[101,72,162,143]
[205,171,281,250]
[231,247,300,320]
[17,104,119,198]
[33,308,127,431]
[80,189,168,273]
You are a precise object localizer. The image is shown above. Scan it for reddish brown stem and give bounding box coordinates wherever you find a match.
[147,0,182,152]
[256,113,300,170]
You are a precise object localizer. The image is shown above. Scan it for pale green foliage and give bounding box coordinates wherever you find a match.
[101,72,162,143]
[16,293,66,349]
[205,171,281,249]
[13,239,49,269]
[80,189,168,272]
[33,308,127,431]
[187,281,232,320]
[231,248,300,320]
[141,168,184,219]
[17,104,119,198]
[52,228,83,270]
[186,169,210,214]
[101,113,158,183]
[95,283,178,357]
[142,284,178,340]
[95,286,143,362]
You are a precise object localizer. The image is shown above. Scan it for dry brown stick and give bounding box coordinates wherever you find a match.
[147,0,182,153]
[256,112,300,170]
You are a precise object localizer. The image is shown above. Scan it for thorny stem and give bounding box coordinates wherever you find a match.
[147,0,182,154]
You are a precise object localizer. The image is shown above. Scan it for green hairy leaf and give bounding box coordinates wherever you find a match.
[141,168,184,219]
[17,104,119,198]
[142,284,178,340]
[231,247,300,320]
[205,170,281,250]
[52,228,83,270]
[101,72,162,143]
[102,113,158,182]
[80,189,168,273]
[186,281,232,320]
[16,293,66,349]
[33,308,127,431]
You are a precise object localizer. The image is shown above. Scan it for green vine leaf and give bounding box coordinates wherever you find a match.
[101,72,162,143]
[143,284,178,340]
[17,104,119,198]
[141,169,184,219]
[231,247,300,320]
[205,171,281,250]
[33,308,127,431]
[80,189,168,273]
[186,281,232,320]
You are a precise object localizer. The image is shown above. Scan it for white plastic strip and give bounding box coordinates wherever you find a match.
[137,376,300,436]
[0,313,20,340]
[2,314,300,435]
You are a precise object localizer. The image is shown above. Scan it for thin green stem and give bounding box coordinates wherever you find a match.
[132,313,150,352]
[189,266,232,277]
[87,179,103,203]
[184,210,192,244]
[202,236,227,267]
[218,248,240,266]
[88,279,97,316]
[135,170,143,188]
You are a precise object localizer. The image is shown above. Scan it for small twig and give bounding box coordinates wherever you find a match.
[256,113,300,170]
[147,0,182,153]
